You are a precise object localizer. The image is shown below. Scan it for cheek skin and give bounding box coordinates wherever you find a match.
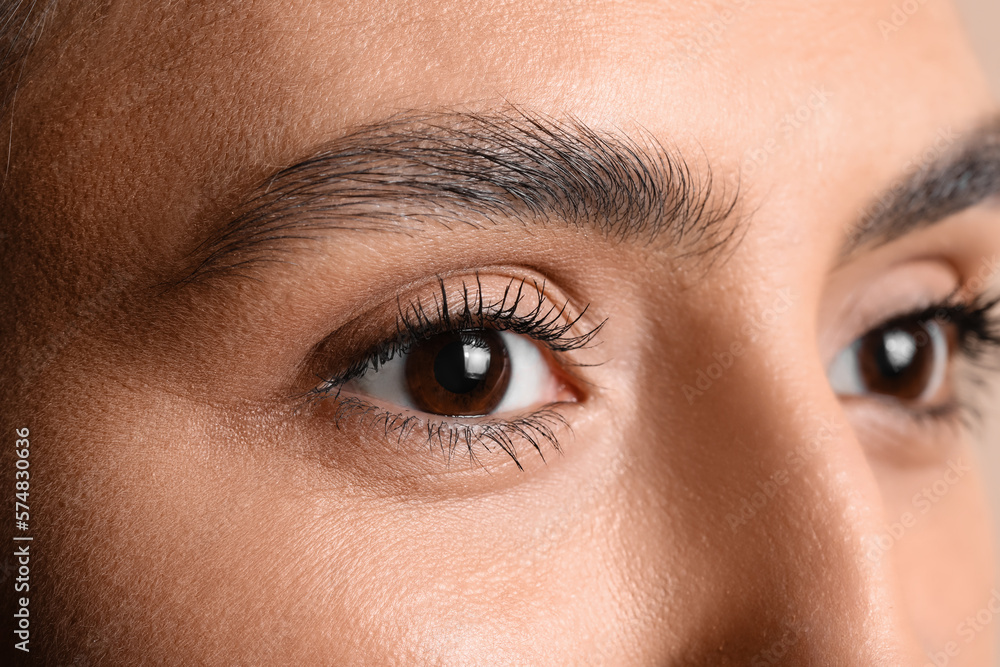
[889,461,995,665]
[28,366,648,663]
[29,382,379,663]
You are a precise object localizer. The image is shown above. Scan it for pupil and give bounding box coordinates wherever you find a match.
[433,338,491,394]
[404,330,512,416]
[859,321,936,400]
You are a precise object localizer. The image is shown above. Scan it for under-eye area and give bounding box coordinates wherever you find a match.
[826,260,1000,464]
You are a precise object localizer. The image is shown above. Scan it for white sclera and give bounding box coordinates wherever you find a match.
[348,330,551,416]
[827,339,865,396]
[493,331,548,414]
[351,350,416,410]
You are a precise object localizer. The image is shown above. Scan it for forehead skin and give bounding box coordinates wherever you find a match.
[6,0,991,299]
[10,0,990,273]
[3,0,999,665]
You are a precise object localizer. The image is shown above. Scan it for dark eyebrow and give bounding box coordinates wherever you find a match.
[843,115,1000,259]
[179,110,742,284]
[0,0,58,113]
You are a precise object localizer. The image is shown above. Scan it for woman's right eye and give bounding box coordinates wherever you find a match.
[345,328,564,418]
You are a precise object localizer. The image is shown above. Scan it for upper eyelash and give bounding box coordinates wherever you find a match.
[947,295,1000,359]
[307,283,999,467]
[873,291,1000,426]
[888,292,1000,359]
[940,292,1000,425]
[302,275,598,469]
[314,274,604,393]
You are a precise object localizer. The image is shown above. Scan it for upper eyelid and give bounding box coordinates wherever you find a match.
[838,294,994,357]
[306,275,604,394]
[393,275,604,350]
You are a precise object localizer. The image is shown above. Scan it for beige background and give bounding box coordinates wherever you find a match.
[954,1,1000,664]
[956,0,1000,97]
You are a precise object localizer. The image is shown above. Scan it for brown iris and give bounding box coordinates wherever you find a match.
[857,320,948,400]
[404,330,511,416]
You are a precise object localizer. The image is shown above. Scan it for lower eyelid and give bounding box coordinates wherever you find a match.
[840,397,967,467]
[318,396,572,469]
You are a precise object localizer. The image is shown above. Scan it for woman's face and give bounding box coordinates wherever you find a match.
[6,0,1000,663]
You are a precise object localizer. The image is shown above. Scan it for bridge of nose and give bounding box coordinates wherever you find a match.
[618,310,928,663]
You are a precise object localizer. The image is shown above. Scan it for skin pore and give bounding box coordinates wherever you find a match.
[3,0,1000,664]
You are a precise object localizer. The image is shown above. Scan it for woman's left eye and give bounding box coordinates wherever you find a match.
[345,329,559,417]
[828,316,953,405]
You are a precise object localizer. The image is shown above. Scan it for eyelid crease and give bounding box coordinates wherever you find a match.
[306,273,605,399]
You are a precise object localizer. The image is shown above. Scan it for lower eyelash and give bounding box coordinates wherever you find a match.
[300,275,597,469]
[329,396,570,470]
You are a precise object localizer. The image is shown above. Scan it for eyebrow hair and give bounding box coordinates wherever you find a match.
[180,110,742,284]
[0,0,59,113]
[842,115,1000,258]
